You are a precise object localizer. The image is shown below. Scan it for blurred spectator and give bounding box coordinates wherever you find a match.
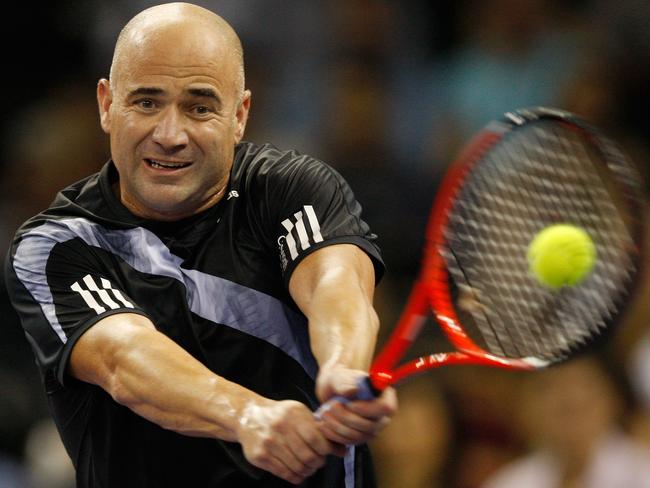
[371,376,453,488]
[482,355,650,488]
[0,82,108,257]
[628,331,650,446]
[443,368,524,488]
[320,0,437,279]
[591,0,650,143]
[390,0,597,172]
[615,205,650,446]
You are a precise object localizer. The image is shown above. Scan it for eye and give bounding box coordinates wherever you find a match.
[192,105,213,116]
[135,98,156,111]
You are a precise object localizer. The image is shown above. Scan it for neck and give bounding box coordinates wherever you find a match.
[112,180,229,222]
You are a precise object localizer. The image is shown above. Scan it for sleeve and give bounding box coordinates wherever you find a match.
[5,226,149,388]
[266,155,385,285]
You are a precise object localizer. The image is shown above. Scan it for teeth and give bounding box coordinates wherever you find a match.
[148,159,190,169]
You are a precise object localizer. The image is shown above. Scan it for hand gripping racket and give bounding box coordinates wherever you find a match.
[316,106,646,414]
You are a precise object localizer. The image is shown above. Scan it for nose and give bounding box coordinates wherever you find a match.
[151,106,189,152]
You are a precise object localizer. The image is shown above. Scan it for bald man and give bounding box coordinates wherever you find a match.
[5,3,395,487]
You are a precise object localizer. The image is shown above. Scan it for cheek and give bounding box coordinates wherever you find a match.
[204,114,239,143]
[109,115,150,159]
[200,123,236,158]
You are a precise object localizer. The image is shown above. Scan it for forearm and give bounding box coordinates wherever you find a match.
[289,244,379,371]
[70,313,262,441]
[306,265,379,370]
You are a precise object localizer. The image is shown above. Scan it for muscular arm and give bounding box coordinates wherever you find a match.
[289,244,397,444]
[289,243,379,373]
[69,313,338,484]
[69,313,251,440]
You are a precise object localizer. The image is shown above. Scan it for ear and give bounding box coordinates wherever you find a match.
[234,89,252,143]
[97,79,113,134]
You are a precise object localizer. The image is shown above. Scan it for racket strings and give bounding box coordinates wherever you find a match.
[447,137,565,358]
[445,163,538,357]
[521,125,633,351]
[444,121,639,362]
[547,128,633,331]
[518,128,603,349]
[489,137,567,355]
[474,139,566,357]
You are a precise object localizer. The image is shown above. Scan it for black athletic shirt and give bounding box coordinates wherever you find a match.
[5,142,384,488]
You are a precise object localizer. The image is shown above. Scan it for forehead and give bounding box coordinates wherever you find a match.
[115,21,238,93]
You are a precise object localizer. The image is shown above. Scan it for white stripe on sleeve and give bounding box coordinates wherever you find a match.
[71,281,107,314]
[304,205,324,243]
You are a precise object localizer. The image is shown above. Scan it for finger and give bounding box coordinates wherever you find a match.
[320,403,394,445]
[322,401,379,434]
[315,367,365,402]
[272,441,317,480]
[319,420,362,445]
[346,388,398,419]
[319,412,371,445]
[294,423,336,458]
[341,408,379,433]
[249,448,305,485]
[270,459,304,486]
[285,430,327,471]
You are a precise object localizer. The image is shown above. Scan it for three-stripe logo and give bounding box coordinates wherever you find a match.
[278,205,323,270]
[70,274,135,314]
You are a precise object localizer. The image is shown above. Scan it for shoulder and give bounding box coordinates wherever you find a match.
[232,141,345,191]
[7,217,109,287]
[52,166,104,215]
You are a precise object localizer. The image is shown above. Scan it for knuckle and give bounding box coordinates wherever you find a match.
[268,415,285,430]
[253,452,270,465]
[313,455,326,468]
[302,452,322,468]
[282,468,304,485]
[249,444,272,465]
[289,475,304,485]
[276,468,294,483]
[260,437,275,451]
[297,464,312,477]
[309,441,329,457]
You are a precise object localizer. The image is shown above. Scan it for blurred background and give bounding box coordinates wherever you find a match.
[1,1,649,487]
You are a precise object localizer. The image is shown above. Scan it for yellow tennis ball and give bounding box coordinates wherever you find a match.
[527,224,596,289]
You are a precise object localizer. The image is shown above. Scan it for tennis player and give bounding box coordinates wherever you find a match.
[5,3,396,487]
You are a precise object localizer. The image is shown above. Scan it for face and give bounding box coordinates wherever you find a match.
[97,22,250,221]
[521,358,620,458]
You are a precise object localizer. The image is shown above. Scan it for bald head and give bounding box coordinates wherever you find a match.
[110,2,245,97]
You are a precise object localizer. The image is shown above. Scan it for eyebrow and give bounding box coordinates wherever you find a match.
[186,87,220,102]
[126,86,222,108]
[186,87,223,110]
[127,87,165,98]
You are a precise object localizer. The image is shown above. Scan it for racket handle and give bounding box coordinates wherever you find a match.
[314,376,381,419]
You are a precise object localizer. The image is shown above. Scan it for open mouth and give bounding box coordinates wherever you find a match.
[145,158,192,170]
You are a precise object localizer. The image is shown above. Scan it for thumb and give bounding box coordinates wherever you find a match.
[316,367,365,402]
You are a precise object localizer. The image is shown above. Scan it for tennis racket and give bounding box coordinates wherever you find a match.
[317,106,646,412]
